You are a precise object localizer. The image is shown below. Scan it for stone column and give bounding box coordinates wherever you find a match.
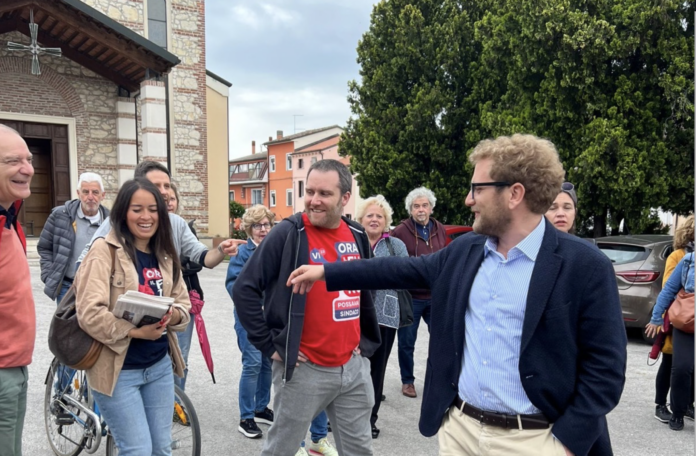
[116,97,137,186]
[140,80,168,164]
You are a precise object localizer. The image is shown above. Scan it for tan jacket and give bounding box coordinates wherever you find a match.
[75,231,191,396]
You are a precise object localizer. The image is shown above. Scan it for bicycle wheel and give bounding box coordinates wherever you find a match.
[44,359,86,456]
[105,432,117,456]
[172,386,201,456]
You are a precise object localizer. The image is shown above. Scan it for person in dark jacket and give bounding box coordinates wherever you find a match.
[233,159,381,456]
[287,134,627,456]
[390,186,447,398]
[38,172,109,304]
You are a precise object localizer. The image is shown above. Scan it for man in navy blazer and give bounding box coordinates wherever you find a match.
[287,134,627,456]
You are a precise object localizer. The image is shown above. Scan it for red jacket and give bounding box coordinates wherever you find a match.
[391,217,446,299]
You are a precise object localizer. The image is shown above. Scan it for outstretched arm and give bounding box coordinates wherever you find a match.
[287,265,326,294]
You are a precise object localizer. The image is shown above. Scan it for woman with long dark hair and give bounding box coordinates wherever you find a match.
[75,178,191,455]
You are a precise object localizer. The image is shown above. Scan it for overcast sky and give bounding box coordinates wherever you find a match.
[205,0,375,160]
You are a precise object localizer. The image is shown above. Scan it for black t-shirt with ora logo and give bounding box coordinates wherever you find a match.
[122,250,169,370]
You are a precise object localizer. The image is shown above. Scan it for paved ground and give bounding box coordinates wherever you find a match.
[22,264,694,455]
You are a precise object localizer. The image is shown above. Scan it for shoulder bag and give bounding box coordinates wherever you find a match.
[385,237,414,328]
[668,256,694,334]
[48,244,116,369]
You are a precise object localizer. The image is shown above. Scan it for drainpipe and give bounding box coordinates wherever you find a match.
[164,73,172,172]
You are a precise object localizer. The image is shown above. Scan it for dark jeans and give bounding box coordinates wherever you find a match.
[368,325,397,426]
[670,328,695,418]
[397,298,431,384]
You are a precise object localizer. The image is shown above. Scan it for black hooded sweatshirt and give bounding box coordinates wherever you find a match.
[232,213,381,383]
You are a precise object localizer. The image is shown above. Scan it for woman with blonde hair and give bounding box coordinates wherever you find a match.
[356,194,409,439]
[225,205,276,438]
[648,215,694,425]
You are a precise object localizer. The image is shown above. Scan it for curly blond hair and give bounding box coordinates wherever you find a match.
[468,134,565,214]
[674,215,695,250]
[241,205,275,237]
[356,195,394,231]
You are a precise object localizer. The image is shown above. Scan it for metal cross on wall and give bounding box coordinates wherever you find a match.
[7,9,62,75]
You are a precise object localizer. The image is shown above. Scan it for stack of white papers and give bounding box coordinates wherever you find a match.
[113,290,174,327]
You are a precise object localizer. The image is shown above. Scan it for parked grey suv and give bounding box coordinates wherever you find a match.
[595,235,674,341]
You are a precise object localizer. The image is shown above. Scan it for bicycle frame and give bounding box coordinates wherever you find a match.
[59,394,103,453]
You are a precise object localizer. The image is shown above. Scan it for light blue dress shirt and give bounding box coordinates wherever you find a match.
[458,218,545,414]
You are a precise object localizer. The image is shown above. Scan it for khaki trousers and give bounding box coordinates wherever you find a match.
[438,406,566,456]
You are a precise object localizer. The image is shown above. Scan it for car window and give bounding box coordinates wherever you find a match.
[597,243,650,265]
[662,245,674,259]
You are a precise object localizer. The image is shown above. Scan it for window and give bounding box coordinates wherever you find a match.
[270,156,276,172]
[249,162,262,179]
[298,180,304,198]
[298,158,304,169]
[148,0,167,48]
[311,157,317,165]
[270,190,276,207]
[229,191,235,202]
[286,189,293,206]
[286,154,292,170]
[252,189,263,205]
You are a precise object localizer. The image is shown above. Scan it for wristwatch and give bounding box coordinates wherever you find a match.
[217,243,224,254]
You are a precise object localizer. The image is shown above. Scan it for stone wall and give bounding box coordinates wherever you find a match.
[0,31,121,205]
[169,0,209,234]
[82,0,145,33]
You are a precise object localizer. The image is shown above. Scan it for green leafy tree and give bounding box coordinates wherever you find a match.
[229,200,245,220]
[344,0,693,234]
[342,0,492,224]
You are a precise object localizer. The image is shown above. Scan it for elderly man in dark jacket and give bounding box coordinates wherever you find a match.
[38,172,108,304]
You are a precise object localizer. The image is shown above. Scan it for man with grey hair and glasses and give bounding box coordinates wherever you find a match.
[391,186,447,398]
[38,172,109,304]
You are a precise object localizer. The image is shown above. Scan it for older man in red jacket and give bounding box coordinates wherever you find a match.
[391,187,447,398]
[0,124,35,456]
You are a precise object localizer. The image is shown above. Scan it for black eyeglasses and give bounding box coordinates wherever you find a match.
[561,182,574,191]
[251,223,272,230]
[469,181,511,200]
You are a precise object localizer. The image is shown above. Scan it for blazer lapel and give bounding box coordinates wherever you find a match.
[520,221,563,354]
[452,239,485,352]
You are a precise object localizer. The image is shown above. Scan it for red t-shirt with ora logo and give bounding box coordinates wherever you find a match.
[300,213,361,367]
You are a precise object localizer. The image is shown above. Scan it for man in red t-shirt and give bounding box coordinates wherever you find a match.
[233,159,381,456]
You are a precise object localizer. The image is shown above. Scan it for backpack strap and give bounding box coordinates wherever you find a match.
[385,237,396,257]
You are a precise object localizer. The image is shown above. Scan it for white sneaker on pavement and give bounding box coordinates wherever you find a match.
[295,446,309,456]
[308,437,338,456]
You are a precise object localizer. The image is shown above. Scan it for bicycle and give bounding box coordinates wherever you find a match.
[44,357,201,456]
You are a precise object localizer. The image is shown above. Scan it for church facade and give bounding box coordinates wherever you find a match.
[0,0,226,239]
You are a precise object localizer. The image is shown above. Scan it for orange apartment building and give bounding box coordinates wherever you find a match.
[229,141,269,217]
[265,126,343,219]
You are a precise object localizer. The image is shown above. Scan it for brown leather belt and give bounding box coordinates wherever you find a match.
[452,396,550,430]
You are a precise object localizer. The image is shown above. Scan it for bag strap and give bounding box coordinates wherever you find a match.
[385,237,396,257]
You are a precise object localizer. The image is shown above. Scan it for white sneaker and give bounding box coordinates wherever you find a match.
[308,437,338,456]
[295,446,309,456]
